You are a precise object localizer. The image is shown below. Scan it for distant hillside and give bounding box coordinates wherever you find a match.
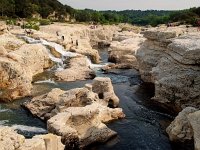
[0,0,74,18]
[0,0,200,26]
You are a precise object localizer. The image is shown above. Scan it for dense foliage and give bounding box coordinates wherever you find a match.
[0,0,200,26]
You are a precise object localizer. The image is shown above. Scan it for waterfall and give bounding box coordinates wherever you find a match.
[20,36,78,71]
[40,39,79,57]
[20,36,110,71]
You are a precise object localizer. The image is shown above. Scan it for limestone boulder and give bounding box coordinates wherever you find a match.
[69,39,100,63]
[0,126,64,150]
[0,33,25,51]
[92,77,119,107]
[55,56,95,82]
[143,27,185,41]
[47,105,118,149]
[0,126,25,150]
[0,46,7,56]
[11,44,52,75]
[25,88,95,120]
[167,107,200,150]
[25,77,122,120]
[152,56,200,107]
[25,77,124,149]
[136,29,200,109]
[0,57,32,101]
[0,43,52,101]
[166,107,197,141]
[188,110,200,150]
[109,33,144,69]
[19,134,65,150]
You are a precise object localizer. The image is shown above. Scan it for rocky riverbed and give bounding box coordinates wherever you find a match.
[0,22,199,150]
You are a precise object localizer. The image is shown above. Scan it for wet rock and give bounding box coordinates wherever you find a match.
[55,56,95,82]
[0,126,64,150]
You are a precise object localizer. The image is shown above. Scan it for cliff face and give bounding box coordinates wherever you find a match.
[136,28,200,110]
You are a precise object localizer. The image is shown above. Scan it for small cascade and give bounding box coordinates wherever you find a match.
[20,36,78,71]
[86,57,114,70]
[34,79,57,84]
[12,125,47,133]
[20,36,111,72]
[40,39,79,57]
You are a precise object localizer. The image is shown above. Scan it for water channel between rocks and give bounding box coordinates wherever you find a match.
[0,42,191,150]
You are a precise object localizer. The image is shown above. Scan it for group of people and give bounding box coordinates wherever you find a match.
[71,38,79,47]
[90,25,98,29]
[56,31,79,47]
[25,29,34,35]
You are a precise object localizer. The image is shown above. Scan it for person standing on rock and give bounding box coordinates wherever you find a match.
[56,31,59,36]
[71,38,73,45]
[76,40,79,47]
[197,20,200,31]
[62,35,65,41]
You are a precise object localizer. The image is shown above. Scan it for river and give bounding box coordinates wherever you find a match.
[0,42,192,150]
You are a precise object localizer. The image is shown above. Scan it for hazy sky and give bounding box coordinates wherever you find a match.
[59,0,200,10]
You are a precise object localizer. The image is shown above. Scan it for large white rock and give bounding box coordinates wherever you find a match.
[136,29,200,110]
[0,43,52,101]
[188,110,200,150]
[0,126,64,150]
[108,32,144,69]
[55,56,95,82]
[166,107,197,141]
[167,107,200,150]
[47,105,118,149]
[25,77,122,120]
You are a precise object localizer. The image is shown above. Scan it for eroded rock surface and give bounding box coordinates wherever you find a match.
[25,77,122,120]
[25,77,124,149]
[0,43,51,101]
[0,126,64,150]
[136,28,200,110]
[167,107,200,150]
[166,107,197,141]
[55,56,95,82]
[48,105,118,149]
[109,32,144,69]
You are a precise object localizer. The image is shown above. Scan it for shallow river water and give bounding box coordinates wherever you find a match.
[0,49,192,150]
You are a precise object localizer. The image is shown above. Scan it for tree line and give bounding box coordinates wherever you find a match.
[0,0,200,26]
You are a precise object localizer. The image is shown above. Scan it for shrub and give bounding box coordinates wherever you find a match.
[24,21,40,30]
[6,19,16,25]
[39,19,51,25]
